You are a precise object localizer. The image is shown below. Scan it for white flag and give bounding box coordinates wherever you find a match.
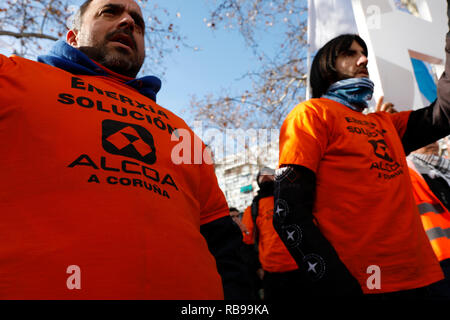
[308,0,358,54]
[306,0,359,99]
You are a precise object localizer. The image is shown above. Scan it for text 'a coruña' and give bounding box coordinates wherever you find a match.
[68,154,178,199]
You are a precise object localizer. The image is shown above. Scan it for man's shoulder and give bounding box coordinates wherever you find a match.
[0,53,26,70]
[0,53,64,74]
[150,101,192,132]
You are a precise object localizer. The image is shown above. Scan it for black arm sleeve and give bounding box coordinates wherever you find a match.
[402,19,450,154]
[273,164,363,296]
[241,244,261,271]
[200,215,253,300]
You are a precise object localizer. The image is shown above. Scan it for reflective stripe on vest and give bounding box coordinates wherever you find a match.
[408,166,450,262]
[419,201,450,261]
[426,227,450,241]
[418,202,445,215]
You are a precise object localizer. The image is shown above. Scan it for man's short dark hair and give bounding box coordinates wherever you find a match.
[79,0,93,18]
[71,0,93,30]
[310,34,368,98]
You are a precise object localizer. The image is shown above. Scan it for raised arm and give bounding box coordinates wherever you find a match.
[401,2,450,154]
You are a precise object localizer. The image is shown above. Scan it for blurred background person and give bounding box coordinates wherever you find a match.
[241,167,300,300]
[408,142,450,298]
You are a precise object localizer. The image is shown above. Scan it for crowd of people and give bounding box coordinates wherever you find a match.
[0,0,449,300]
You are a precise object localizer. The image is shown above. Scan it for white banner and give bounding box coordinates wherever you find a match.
[308,0,358,54]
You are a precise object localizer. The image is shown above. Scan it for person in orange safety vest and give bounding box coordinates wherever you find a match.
[408,141,450,298]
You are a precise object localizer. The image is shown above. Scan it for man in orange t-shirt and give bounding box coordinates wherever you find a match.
[274,17,450,296]
[242,167,299,300]
[0,0,250,299]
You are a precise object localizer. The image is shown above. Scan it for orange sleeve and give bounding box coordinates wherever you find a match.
[0,54,6,71]
[279,102,329,172]
[407,166,431,203]
[389,110,412,138]
[241,206,255,244]
[198,144,229,225]
[0,54,18,73]
[198,163,229,225]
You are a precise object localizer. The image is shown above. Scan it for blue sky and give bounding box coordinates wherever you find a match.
[152,0,259,122]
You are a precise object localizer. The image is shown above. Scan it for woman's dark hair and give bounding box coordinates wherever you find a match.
[310,34,368,98]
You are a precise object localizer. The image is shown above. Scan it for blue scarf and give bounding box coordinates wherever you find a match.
[37,40,161,102]
[322,77,374,112]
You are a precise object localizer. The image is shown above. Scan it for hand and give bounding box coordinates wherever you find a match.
[375,96,397,113]
[236,220,250,235]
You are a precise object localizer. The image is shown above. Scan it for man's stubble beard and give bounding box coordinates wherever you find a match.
[78,40,144,78]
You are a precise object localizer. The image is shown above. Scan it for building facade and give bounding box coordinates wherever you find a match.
[214,142,278,212]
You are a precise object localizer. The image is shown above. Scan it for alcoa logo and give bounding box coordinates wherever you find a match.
[368,139,394,163]
[102,120,157,165]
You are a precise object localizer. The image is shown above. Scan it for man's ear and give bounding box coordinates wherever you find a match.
[66,29,78,47]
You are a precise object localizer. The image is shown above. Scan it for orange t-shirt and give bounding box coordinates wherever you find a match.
[279,98,443,294]
[0,54,229,299]
[242,196,298,273]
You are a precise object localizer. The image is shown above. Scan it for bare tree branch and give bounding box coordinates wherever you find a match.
[189,0,308,131]
[0,30,58,41]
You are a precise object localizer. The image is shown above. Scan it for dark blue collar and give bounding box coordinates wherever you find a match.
[37,40,161,102]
